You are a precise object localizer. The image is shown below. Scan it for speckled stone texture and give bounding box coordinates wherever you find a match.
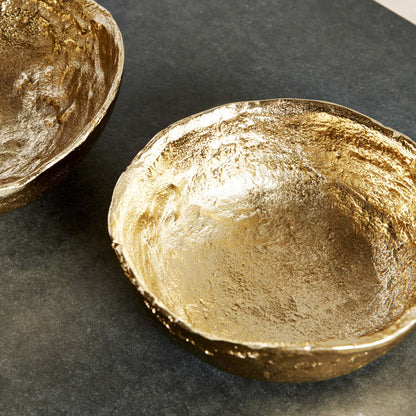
[1,0,415,415]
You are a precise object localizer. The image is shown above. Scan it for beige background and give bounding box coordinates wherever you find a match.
[375,0,416,24]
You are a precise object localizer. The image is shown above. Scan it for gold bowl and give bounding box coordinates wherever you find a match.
[108,99,416,382]
[0,0,124,214]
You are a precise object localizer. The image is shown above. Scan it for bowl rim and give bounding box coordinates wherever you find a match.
[0,0,125,196]
[108,98,416,354]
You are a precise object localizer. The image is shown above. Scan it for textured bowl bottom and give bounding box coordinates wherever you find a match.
[113,101,416,345]
[133,181,401,344]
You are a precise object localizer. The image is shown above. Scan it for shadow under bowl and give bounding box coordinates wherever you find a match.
[0,0,124,214]
[108,99,416,382]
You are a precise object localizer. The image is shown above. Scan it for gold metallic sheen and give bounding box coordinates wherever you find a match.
[0,0,124,214]
[108,99,416,382]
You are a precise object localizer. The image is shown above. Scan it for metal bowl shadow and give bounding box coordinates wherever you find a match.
[108,99,416,382]
[0,0,124,214]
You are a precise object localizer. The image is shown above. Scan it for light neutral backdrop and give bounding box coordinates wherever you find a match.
[376,0,416,24]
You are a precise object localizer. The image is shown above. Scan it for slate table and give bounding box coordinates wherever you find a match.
[1,0,416,415]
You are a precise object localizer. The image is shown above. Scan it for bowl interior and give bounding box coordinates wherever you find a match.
[0,0,121,186]
[111,101,416,345]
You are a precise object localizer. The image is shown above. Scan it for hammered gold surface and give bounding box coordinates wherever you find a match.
[109,99,416,381]
[0,0,123,213]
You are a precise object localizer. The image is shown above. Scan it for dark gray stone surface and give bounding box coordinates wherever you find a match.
[1,0,416,414]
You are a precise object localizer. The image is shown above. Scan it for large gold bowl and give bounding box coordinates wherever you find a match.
[108,99,416,382]
[0,0,124,214]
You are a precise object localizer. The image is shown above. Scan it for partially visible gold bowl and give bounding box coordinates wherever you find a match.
[109,99,416,382]
[0,0,124,214]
